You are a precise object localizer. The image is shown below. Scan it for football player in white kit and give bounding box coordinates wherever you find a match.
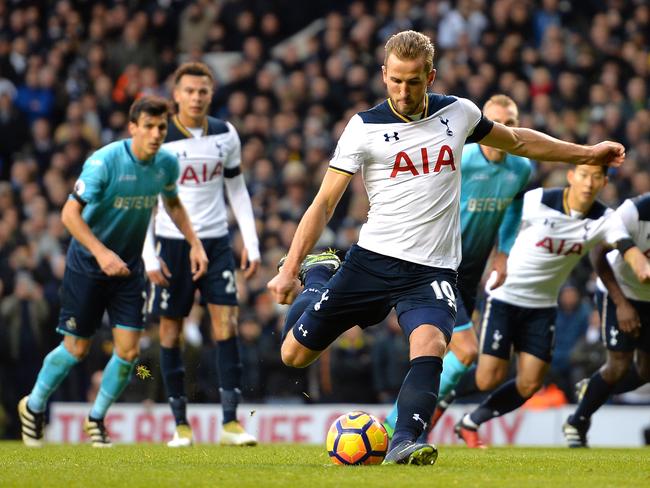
[563,193,650,447]
[267,30,626,465]
[453,166,650,448]
[143,63,259,447]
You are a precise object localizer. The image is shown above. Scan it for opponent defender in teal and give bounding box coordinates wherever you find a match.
[384,95,532,437]
[18,96,208,447]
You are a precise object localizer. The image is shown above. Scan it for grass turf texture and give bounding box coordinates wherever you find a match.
[0,443,648,487]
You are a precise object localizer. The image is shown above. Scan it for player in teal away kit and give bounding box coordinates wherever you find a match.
[384,95,532,437]
[18,96,208,447]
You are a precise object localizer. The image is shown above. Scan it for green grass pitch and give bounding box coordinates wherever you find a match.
[0,443,648,487]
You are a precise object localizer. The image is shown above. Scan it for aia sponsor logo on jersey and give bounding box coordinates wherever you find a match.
[390,145,455,178]
[180,162,223,184]
[536,237,583,256]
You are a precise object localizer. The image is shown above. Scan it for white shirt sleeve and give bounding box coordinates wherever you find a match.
[602,208,632,245]
[615,199,640,237]
[225,174,260,262]
[457,97,483,138]
[224,122,242,169]
[521,187,543,222]
[329,114,366,174]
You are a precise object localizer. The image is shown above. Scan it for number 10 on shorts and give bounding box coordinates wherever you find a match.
[431,280,456,310]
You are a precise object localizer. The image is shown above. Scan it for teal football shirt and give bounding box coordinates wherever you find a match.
[67,139,179,276]
[459,143,532,284]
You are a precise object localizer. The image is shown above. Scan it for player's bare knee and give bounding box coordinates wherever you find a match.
[456,344,478,365]
[209,305,238,341]
[516,377,543,398]
[409,325,447,359]
[601,353,632,383]
[476,371,501,391]
[63,337,90,360]
[115,347,139,363]
[280,343,308,368]
[159,319,183,347]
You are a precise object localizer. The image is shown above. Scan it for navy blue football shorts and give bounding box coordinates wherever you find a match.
[57,266,146,338]
[290,244,458,351]
[596,290,650,353]
[149,236,238,318]
[478,295,557,362]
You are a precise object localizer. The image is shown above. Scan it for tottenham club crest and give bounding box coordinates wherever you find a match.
[491,330,503,350]
[439,117,453,136]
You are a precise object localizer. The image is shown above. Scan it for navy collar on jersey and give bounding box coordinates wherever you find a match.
[545,187,606,220]
[387,94,429,122]
[172,114,208,138]
[123,139,155,166]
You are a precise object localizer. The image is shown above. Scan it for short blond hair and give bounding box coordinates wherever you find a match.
[384,30,435,73]
[483,94,518,114]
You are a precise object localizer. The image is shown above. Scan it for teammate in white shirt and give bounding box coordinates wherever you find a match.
[453,167,650,448]
[564,193,650,447]
[267,30,626,465]
[143,62,259,447]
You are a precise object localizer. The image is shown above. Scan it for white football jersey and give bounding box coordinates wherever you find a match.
[490,187,630,308]
[597,194,650,302]
[330,94,492,269]
[155,116,241,239]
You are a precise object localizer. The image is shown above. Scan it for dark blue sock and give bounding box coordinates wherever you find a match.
[469,379,527,426]
[449,364,479,400]
[612,366,645,394]
[390,356,442,448]
[217,337,242,423]
[570,372,614,426]
[216,337,241,390]
[281,266,334,341]
[168,396,188,426]
[219,388,242,424]
[160,346,187,424]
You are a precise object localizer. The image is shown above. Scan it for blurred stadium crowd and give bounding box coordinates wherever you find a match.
[0,0,648,438]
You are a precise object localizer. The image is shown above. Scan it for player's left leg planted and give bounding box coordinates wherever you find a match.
[210,304,257,446]
[384,344,472,441]
[384,325,444,466]
[86,329,139,447]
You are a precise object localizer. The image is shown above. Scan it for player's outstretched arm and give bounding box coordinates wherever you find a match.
[224,174,260,279]
[61,199,130,277]
[162,195,208,281]
[479,123,625,167]
[622,245,650,285]
[591,243,640,335]
[267,169,351,304]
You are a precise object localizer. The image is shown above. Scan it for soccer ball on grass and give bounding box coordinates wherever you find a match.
[326,411,388,465]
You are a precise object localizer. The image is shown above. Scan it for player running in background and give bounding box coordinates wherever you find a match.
[143,62,259,447]
[453,166,650,448]
[383,94,532,438]
[18,96,208,447]
[267,30,626,465]
[564,193,650,447]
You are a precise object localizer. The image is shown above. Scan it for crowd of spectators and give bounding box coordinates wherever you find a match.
[0,0,648,438]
